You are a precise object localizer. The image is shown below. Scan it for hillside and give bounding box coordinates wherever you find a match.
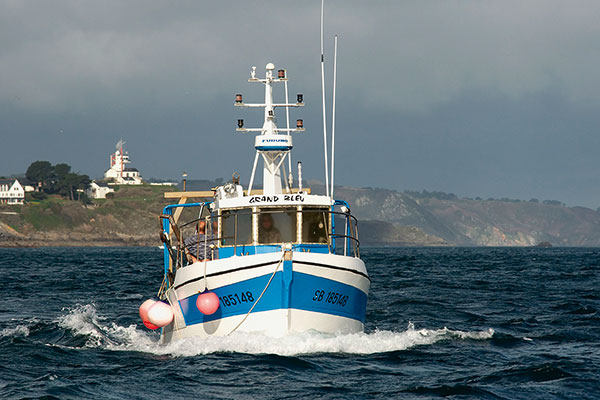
[328,186,600,246]
[0,185,172,247]
[1,184,600,247]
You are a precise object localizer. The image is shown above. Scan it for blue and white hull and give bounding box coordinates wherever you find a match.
[149,62,370,342]
[161,251,369,342]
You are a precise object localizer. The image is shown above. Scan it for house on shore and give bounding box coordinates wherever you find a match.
[0,179,25,205]
[86,181,115,199]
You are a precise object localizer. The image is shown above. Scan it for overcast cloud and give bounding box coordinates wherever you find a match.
[1,1,600,207]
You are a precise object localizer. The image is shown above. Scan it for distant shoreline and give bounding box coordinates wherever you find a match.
[0,238,158,248]
[1,240,586,249]
[3,184,600,247]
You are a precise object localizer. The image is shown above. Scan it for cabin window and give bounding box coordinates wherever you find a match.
[221,209,252,246]
[302,208,329,244]
[258,208,297,244]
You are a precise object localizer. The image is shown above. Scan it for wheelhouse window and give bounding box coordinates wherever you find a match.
[221,209,252,246]
[302,207,329,244]
[258,208,297,244]
[218,206,332,247]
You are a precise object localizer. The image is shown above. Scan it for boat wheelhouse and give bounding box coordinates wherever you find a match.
[151,63,369,342]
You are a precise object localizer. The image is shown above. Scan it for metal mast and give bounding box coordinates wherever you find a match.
[235,63,305,195]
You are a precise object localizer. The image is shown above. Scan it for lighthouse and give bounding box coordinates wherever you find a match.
[104,140,143,185]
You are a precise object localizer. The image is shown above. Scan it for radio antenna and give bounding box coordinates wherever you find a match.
[330,35,338,199]
[320,0,330,198]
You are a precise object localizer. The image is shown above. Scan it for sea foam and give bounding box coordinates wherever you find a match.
[57,304,494,357]
[0,324,31,338]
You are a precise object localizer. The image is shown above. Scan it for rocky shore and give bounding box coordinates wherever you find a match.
[0,225,158,247]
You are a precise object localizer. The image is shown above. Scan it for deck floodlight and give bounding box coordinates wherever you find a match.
[237,119,244,128]
[296,119,303,128]
[297,93,303,103]
[268,110,274,117]
[278,69,285,79]
[236,94,243,103]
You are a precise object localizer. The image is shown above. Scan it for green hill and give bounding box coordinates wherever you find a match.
[0,185,172,246]
[2,184,600,247]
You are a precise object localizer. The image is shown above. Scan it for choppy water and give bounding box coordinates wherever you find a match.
[0,247,598,399]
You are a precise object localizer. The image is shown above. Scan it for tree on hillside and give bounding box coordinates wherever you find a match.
[54,163,71,180]
[59,172,90,200]
[26,161,55,188]
[543,200,564,206]
[24,161,90,201]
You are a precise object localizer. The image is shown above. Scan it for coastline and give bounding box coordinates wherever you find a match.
[0,239,158,248]
[0,229,159,248]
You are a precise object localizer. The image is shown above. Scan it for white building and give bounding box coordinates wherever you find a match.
[104,140,143,185]
[86,181,115,199]
[0,179,25,205]
[22,183,36,192]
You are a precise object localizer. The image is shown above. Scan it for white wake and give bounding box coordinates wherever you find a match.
[44,304,495,357]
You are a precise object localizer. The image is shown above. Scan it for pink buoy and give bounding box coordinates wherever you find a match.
[147,301,174,327]
[143,320,159,330]
[196,291,220,315]
[139,299,157,322]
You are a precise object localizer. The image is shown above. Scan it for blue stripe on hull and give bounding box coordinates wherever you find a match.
[178,271,367,326]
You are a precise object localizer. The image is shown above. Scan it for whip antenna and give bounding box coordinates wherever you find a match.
[330,35,338,199]
[320,0,330,198]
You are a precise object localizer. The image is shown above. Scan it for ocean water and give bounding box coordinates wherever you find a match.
[0,247,598,399]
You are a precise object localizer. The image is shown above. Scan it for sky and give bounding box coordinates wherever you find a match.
[1,1,600,208]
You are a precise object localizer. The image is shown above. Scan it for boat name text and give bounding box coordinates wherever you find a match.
[248,194,304,204]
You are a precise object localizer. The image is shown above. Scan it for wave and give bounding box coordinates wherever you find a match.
[0,324,31,338]
[55,304,494,357]
[56,303,156,350]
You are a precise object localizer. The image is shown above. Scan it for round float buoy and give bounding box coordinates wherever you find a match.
[147,301,174,327]
[196,291,220,315]
[143,320,159,330]
[139,299,157,322]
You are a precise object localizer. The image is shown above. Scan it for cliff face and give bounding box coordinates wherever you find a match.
[1,184,599,247]
[330,186,600,246]
[333,187,460,244]
[419,199,600,246]
[358,220,447,246]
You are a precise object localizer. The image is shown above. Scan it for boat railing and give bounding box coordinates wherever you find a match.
[160,203,360,276]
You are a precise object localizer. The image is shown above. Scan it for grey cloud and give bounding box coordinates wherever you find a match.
[1,1,600,207]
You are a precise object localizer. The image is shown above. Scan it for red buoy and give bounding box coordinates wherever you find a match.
[196,291,220,315]
[143,320,159,330]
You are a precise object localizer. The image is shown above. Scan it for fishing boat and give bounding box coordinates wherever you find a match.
[140,39,369,343]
